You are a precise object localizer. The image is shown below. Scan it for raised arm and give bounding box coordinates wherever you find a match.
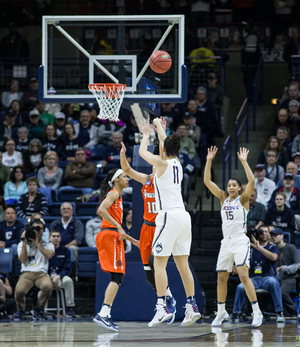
[239,147,255,208]
[138,118,167,174]
[153,117,167,143]
[204,146,227,203]
[120,142,150,185]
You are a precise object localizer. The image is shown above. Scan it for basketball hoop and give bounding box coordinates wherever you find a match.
[88,83,127,122]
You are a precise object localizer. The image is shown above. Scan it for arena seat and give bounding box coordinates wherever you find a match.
[77,247,98,278]
[60,188,85,202]
[0,248,14,274]
[78,202,98,216]
[283,232,291,244]
[49,202,76,216]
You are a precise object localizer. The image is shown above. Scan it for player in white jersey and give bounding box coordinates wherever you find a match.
[139,118,201,328]
[204,146,263,328]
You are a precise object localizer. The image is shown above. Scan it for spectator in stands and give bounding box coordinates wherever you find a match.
[23,139,44,175]
[257,136,289,169]
[64,147,96,192]
[11,219,54,321]
[9,99,28,126]
[292,134,300,157]
[73,110,97,148]
[49,202,84,260]
[1,79,23,109]
[0,151,11,189]
[264,150,285,184]
[182,112,201,147]
[61,103,77,122]
[0,134,8,152]
[54,112,66,136]
[232,227,285,323]
[123,114,139,148]
[60,123,83,161]
[288,100,300,131]
[0,269,13,317]
[22,77,38,112]
[0,196,6,221]
[0,207,24,254]
[48,230,76,318]
[178,149,195,203]
[97,119,125,147]
[276,127,291,156]
[205,72,225,118]
[15,127,30,152]
[4,166,28,203]
[272,227,299,319]
[102,132,132,174]
[247,189,266,229]
[265,192,296,242]
[35,101,54,126]
[279,79,300,105]
[25,109,46,140]
[38,151,63,191]
[241,19,262,102]
[268,172,300,231]
[122,208,132,235]
[0,22,29,74]
[15,177,48,219]
[0,110,18,139]
[2,139,23,169]
[283,27,300,73]
[278,162,300,189]
[85,215,102,248]
[254,164,276,208]
[160,102,183,131]
[281,84,300,110]
[41,124,61,157]
[177,124,196,160]
[196,86,217,119]
[269,108,298,141]
[293,152,300,176]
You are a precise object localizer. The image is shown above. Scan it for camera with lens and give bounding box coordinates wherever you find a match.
[24,225,41,240]
[0,273,6,283]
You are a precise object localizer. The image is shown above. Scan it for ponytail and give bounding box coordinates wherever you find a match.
[98,168,121,204]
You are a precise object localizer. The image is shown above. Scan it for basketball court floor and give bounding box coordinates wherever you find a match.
[1,317,299,346]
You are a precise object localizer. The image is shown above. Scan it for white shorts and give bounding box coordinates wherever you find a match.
[152,210,191,257]
[216,235,250,272]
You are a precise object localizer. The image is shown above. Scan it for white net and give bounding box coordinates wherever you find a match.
[88,84,127,122]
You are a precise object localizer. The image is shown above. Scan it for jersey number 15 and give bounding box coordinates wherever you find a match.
[225,211,234,220]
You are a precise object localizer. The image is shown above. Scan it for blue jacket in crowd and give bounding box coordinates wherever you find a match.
[48,244,72,278]
[268,186,300,215]
[0,220,24,247]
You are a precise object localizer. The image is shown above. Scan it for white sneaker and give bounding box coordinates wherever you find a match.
[211,311,229,327]
[251,311,263,327]
[181,302,201,326]
[148,304,173,327]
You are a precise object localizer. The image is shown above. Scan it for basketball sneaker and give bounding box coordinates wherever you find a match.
[211,311,229,327]
[181,302,201,326]
[11,310,26,321]
[93,314,118,332]
[251,311,263,327]
[166,296,176,324]
[148,303,173,327]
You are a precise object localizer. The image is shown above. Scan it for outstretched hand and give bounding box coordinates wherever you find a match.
[140,118,152,137]
[237,147,249,163]
[120,141,126,156]
[250,234,260,250]
[153,117,166,133]
[206,146,218,161]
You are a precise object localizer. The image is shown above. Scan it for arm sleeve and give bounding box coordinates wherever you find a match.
[283,263,300,274]
[73,219,84,245]
[58,248,72,278]
[15,195,26,218]
[51,169,63,190]
[85,221,96,247]
[37,169,46,188]
[257,203,266,223]
[39,195,49,216]
[4,182,9,200]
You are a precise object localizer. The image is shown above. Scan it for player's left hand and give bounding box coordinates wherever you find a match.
[140,118,152,136]
[237,147,249,162]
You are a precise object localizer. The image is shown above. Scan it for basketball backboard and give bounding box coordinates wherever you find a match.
[38,15,187,105]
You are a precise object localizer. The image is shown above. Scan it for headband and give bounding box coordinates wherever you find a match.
[108,169,123,188]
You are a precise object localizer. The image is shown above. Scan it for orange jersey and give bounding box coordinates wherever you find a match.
[101,189,123,229]
[140,224,155,265]
[142,177,157,224]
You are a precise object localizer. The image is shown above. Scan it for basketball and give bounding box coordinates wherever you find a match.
[149,50,172,74]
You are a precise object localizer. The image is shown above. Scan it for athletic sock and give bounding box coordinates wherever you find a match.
[251,302,260,313]
[187,296,195,304]
[217,302,226,314]
[157,296,166,305]
[166,287,172,297]
[99,303,111,318]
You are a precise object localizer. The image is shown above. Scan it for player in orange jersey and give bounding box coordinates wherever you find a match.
[120,140,176,324]
[93,167,139,332]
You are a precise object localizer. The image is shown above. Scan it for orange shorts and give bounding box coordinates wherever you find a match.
[140,223,155,265]
[96,228,125,275]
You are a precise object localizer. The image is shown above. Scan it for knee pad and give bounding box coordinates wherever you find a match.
[111,273,124,286]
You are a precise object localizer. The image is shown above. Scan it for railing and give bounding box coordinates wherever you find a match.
[252,58,264,131]
[235,98,249,169]
[222,135,232,191]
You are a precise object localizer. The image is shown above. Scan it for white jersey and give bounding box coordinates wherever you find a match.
[154,158,185,212]
[221,196,248,239]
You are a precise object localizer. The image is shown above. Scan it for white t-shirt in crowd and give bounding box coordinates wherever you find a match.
[2,151,23,169]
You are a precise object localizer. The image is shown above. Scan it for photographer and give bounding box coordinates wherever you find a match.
[11,219,54,321]
[0,270,14,318]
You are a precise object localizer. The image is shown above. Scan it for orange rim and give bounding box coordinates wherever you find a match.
[88,83,127,90]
